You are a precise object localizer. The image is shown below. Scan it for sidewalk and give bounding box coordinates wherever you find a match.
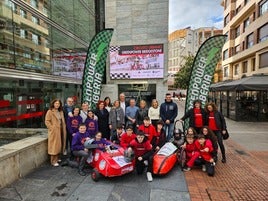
[177,101,268,201]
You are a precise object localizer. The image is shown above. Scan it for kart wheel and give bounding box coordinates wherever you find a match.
[91,169,100,182]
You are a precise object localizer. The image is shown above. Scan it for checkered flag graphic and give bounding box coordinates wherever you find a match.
[184,35,227,130]
[110,46,120,52]
[110,72,130,79]
[82,29,114,110]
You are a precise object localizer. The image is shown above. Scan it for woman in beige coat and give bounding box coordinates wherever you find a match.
[45,99,67,166]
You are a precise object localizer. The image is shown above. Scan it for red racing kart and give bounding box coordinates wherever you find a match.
[85,143,134,181]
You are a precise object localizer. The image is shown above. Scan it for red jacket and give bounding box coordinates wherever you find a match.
[129,138,152,157]
[138,124,157,142]
[185,142,197,159]
[120,133,136,149]
[195,139,214,162]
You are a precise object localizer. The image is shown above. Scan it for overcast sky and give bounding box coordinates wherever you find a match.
[169,0,224,33]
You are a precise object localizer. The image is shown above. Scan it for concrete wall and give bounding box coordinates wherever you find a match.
[0,129,48,189]
[103,0,169,102]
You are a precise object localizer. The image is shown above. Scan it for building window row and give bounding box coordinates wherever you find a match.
[225,0,268,37]
[230,23,268,56]
[231,56,264,78]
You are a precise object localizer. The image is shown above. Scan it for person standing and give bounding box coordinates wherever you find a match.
[160,93,178,141]
[67,106,82,159]
[94,100,110,139]
[84,110,98,138]
[109,100,125,134]
[125,98,139,133]
[119,93,127,115]
[205,102,227,163]
[148,99,160,129]
[63,97,74,155]
[104,96,112,112]
[45,99,67,167]
[136,100,148,129]
[80,102,89,123]
[180,99,206,134]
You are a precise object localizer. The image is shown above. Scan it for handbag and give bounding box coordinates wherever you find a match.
[222,129,229,140]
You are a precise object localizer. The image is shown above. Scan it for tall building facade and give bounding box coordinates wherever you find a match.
[168,27,223,86]
[103,0,169,103]
[209,0,268,122]
[0,0,103,128]
[221,0,268,80]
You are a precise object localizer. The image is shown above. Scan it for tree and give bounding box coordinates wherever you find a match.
[174,55,194,89]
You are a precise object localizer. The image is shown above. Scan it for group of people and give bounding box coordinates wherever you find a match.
[179,100,228,176]
[44,93,227,179]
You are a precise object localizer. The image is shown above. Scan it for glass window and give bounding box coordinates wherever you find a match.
[258,23,268,42]
[20,29,26,38]
[244,18,250,30]
[32,16,39,24]
[224,67,228,77]
[235,26,240,38]
[20,9,27,18]
[242,61,248,73]
[259,0,268,16]
[30,0,38,9]
[234,64,239,75]
[236,6,241,15]
[246,33,254,48]
[224,14,230,26]
[223,49,228,60]
[259,52,268,68]
[235,45,240,54]
[244,0,250,6]
[251,58,255,71]
[32,33,39,45]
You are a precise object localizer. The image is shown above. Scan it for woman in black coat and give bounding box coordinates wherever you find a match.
[95,100,110,140]
[205,102,227,163]
[180,99,207,134]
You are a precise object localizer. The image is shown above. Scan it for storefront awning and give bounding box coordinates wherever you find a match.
[210,75,268,91]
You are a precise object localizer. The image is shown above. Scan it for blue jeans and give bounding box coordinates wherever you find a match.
[164,123,174,141]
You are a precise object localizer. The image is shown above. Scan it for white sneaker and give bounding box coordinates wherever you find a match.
[202,165,206,172]
[147,172,153,182]
[52,163,59,167]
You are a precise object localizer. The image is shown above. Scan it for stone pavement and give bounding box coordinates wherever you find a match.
[176,101,268,201]
[0,158,189,201]
[0,100,267,201]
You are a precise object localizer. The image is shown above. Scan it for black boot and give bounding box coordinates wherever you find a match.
[221,155,226,163]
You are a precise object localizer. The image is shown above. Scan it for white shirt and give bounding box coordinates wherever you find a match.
[148,106,160,120]
[120,101,126,115]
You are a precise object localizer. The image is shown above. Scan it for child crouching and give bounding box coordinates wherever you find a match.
[182,134,200,171]
[128,131,154,181]
[194,134,215,176]
[71,123,91,176]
